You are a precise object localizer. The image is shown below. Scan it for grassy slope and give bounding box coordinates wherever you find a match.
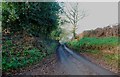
[2,34,59,74]
[67,37,119,73]
[67,37,118,51]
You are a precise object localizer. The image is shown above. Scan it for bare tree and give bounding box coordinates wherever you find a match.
[63,3,87,39]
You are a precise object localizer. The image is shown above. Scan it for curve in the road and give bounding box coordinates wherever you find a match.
[56,44,118,75]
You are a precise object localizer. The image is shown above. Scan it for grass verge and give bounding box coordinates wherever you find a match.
[66,36,119,73]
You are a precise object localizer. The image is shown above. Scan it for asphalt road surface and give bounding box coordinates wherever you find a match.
[22,44,118,76]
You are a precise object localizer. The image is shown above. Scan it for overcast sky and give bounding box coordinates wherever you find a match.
[61,2,118,34]
[56,0,119,2]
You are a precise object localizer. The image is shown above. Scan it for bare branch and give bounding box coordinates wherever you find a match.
[62,2,87,39]
[63,11,74,25]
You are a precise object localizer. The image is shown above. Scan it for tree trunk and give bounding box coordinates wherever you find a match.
[73,25,76,39]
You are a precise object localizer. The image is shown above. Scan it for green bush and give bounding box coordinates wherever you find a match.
[46,43,57,55]
[2,47,46,72]
[2,39,58,72]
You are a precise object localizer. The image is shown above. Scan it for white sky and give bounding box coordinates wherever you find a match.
[77,2,118,34]
[56,0,119,2]
[61,2,118,34]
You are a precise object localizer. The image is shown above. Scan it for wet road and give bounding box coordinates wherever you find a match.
[56,45,117,75]
[22,45,118,75]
